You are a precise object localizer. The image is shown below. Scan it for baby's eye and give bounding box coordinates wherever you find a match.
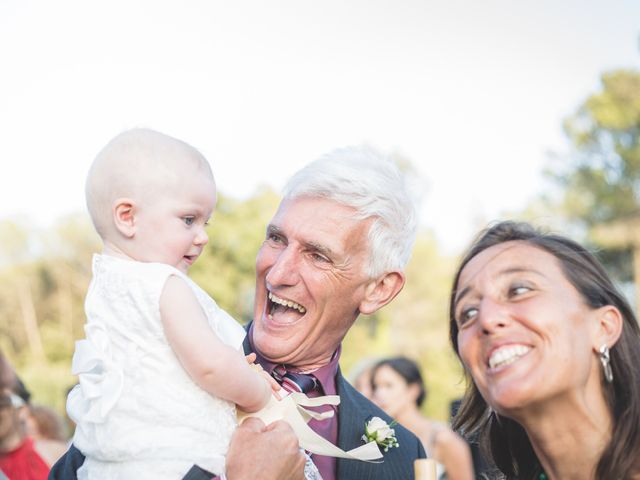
[183,217,195,226]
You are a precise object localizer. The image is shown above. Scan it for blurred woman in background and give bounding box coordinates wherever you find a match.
[25,404,68,443]
[371,356,474,480]
[450,221,640,479]
[0,351,67,480]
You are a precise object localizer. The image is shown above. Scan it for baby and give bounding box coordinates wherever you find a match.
[67,129,279,479]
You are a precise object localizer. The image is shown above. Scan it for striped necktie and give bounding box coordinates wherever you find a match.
[272,365,318,394]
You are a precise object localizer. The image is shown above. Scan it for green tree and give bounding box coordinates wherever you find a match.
[550,69,640,227]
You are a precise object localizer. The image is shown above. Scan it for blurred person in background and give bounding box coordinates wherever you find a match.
[372,356,474,480]
[0,351,67,480]
[25,405,68,443]
[349,357,381,401]
[450,221,640,479]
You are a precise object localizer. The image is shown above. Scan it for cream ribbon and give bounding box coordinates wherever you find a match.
[237,391,383,462]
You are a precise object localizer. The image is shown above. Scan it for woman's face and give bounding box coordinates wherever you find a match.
[0,390,23,442]
[372,365,418,418]
[453,241,601,416]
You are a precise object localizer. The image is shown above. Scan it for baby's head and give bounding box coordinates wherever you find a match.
[86,128,216,272]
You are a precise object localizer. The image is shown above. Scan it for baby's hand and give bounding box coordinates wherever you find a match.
[245,353,282,399]
[261,370,283,400]
[245,352,258,365]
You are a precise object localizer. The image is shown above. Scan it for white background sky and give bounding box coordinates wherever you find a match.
[1,0,639,254]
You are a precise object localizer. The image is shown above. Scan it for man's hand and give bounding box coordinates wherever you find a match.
[226,417,305,480]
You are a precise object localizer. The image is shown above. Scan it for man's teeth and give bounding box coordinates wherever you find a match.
[268,292,307,314]
[489,345,531,369]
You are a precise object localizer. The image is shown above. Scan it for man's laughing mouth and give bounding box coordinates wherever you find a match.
[268,291,307,318]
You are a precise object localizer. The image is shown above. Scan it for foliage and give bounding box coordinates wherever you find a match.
[0,214,99,418]
[549,69,640,228]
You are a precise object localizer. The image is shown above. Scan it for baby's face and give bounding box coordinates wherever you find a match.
[132,174,217,273]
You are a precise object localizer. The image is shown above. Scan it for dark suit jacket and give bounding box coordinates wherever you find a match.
[335,369,426,479]
[50,338,426,480]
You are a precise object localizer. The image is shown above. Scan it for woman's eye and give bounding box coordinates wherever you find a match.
[183,217,195,226]
[509,285,531,297]
[457,307,478,326]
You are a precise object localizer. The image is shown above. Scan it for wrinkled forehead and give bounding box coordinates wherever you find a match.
[271,196,372,253]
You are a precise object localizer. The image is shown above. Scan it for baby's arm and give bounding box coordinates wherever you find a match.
[160,275,271,413]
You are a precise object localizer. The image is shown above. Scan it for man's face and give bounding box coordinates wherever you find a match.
[252,196,374,371]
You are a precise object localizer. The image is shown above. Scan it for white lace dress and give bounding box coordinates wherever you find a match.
[67,254,246,480]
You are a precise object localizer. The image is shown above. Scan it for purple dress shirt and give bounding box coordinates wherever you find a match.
[249,327,340,480]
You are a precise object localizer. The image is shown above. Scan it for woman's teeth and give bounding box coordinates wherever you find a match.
[489,345,531,369]
[268,292,306,313]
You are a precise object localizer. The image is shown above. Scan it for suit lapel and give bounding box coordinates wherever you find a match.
[242,324,251,354]
[336,369,381,480]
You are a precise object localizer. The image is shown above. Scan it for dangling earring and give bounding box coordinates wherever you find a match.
[599,344,613,383]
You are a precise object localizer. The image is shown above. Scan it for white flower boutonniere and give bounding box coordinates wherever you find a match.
[362,416,399,452]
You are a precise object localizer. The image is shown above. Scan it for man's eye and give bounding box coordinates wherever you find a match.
[267,233,284,244]
[311,252,330,263]
[183,217,195,226]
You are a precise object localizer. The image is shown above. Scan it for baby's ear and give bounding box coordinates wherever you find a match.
[113,198,136,238]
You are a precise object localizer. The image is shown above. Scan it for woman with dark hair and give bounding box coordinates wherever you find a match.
[0,351,67,479]
[449,221,640,479]
[371,357,474,480]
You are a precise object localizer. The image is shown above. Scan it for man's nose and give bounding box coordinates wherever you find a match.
[265,246,300,287]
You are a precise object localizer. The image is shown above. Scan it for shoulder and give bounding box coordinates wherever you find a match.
[335,373,425,478]
[431,422,465,448]
[33,438,68,467]
[160,271,202,309]
[336,373,425,456]
[48,444,84,480]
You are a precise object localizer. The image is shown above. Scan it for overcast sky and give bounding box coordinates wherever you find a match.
[1,0,639,253]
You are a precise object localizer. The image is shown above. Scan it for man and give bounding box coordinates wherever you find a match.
[51,146,425,479]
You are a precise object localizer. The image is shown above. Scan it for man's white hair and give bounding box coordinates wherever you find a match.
[282,146,418,278]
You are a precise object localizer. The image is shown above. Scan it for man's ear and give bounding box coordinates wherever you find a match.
[592,305,623,351]
[113,198,136,238]
[359,271,405,315]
